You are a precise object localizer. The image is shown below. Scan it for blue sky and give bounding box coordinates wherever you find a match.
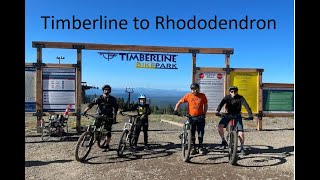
[25,0,294,91]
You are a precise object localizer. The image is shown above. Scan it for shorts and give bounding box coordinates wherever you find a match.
[219,115,244,132]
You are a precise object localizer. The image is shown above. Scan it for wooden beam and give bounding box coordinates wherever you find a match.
[263,83,294,89]
[263,113,294,117]
[32,41,234,54]
[257,72,263,131]
[41,64,76,68]
[192,53,196,83]
[76,49,82,133]
[36,47,43,133]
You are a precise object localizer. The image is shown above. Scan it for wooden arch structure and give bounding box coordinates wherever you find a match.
[30,41,234,132]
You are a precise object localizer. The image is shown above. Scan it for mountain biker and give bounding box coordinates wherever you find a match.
[215,86,254,155]
[173,83,208,155]
[81,84,119,152]
[121,94,152,150]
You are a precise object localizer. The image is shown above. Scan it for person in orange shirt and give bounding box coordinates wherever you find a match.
[173,83,208,155]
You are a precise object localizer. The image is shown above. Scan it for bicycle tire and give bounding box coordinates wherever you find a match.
[96,127,107,148]
[117,129,129,157]
[41,121,51,141]
[228,130,238,165]
[181,125,192,162]
[75,131,94,162]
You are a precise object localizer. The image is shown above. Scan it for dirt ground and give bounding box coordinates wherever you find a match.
[25,114,294,180]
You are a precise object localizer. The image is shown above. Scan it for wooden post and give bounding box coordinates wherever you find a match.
[224,53,230,95]
[257,70,264,130]
[192,52,197,83]
[76,48,82,132]
[36,47,43,133]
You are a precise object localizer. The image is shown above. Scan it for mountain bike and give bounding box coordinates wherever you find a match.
[40,114,68,141]
[177,113,205,162]
[74,114,113,162]
[116,111,142,157]
[217,113,251,165]
[41,104,71,141]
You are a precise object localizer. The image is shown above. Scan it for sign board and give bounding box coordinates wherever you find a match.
[230,71,260,114]
[263,89,294,112]
[263,85,294,113]
[196,69,225,113]
[25,67,36,112]
[42,68,76,112]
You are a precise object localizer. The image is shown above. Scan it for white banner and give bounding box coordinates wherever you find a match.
[196,71,225,113]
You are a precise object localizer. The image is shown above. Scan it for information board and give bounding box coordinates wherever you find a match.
[42,68,76,112]
[263,88,294,112]
[196,71,225,112]
[230,71,259,113]
[25,67,36,112]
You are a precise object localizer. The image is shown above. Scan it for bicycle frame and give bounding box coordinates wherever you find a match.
[219,113,245,165]
[75,114,111,162]
[117,112,141,157]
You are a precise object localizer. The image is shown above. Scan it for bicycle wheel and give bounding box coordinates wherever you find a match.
[228,129,238,165]
[117,129,129,157]
[41,122,51,141]
[181,125,192,162]
[96,128,107,148]
[75,131,94,162]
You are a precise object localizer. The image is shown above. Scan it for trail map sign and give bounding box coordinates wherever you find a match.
[262,83,294,115]
[25,67,36,112]
[230,71,260,114]
[42,68,76,112]
[263,89,294,112]
[196,69,225,112]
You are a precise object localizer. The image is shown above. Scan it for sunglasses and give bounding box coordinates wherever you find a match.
[230,90,237,93]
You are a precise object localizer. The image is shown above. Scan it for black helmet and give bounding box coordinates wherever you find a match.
[229,86,238,92]
[190,83,200,89]
[102,84,112,92]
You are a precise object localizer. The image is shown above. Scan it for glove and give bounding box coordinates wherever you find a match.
[173,110,179,115]
[215,112,220,116]
[248,116,254,120]
[80,111,87,116]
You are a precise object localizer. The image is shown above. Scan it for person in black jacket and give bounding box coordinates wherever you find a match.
[215,86,254,155]
[122,94,151,150]
[81,84,119,151]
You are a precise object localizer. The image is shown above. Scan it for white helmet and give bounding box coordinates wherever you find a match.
[138,94,146,104]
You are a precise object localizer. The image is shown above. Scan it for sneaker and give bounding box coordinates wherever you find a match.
[102,144,110,152]
[198,147,207,155]
[219,140,228,149]
[240,149,248,156]
[191,149,199,155]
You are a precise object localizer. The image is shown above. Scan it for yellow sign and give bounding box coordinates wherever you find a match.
[230,71,259,113]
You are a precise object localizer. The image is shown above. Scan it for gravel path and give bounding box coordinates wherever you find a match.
[25,116,294,180]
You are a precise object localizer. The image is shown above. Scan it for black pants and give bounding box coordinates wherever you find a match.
[190,118,205,148]
[133,118,148,146]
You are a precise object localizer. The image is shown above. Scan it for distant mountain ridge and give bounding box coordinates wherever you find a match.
[86,87,189,107]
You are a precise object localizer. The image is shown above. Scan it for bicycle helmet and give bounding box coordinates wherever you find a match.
[190,83,200,89]
[138,94,147,104]
[102,84,111,92]
[229,86,238,92]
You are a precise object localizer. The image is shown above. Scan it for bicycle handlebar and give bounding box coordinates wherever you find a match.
[217,113,252,120]
[82,114,111,119]
[120,111,142,118]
